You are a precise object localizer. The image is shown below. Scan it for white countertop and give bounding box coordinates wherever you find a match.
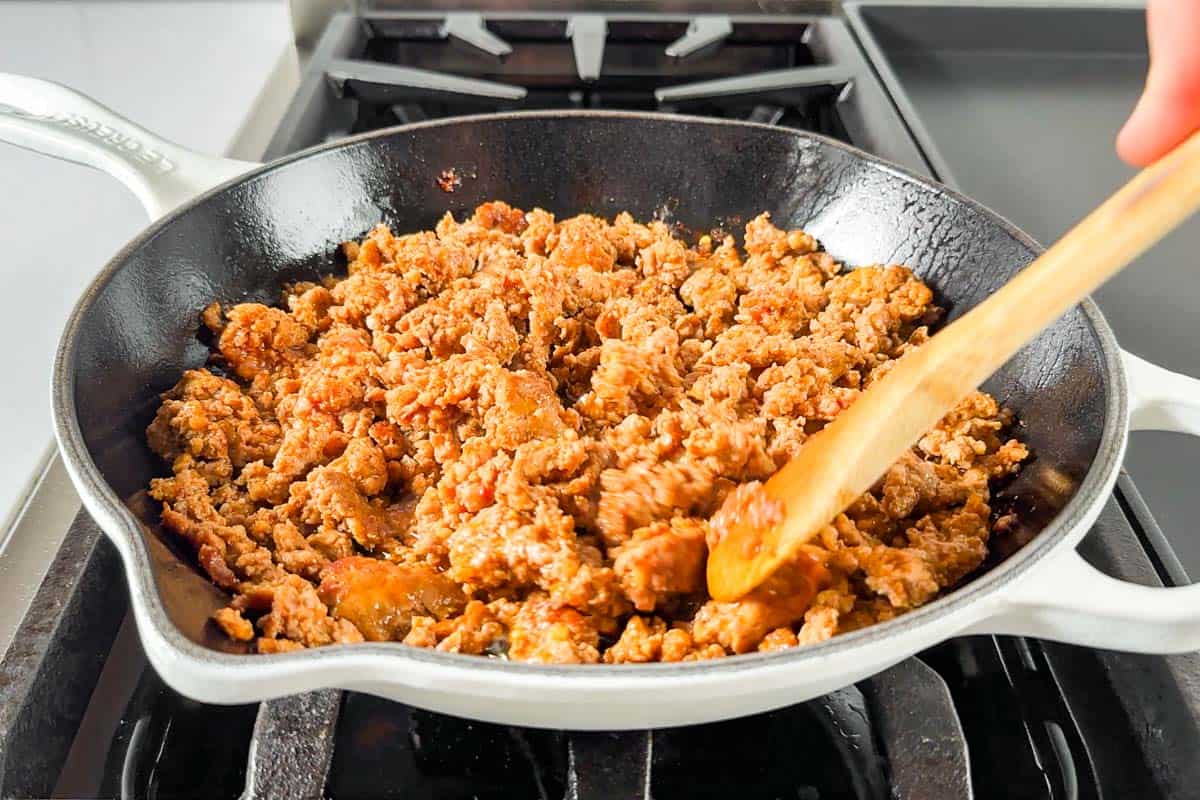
[0,1,299,534]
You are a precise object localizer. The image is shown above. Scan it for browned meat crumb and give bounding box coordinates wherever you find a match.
[604,616,668,663]
[255,574,365,649]
[692,554,829,654]
[436,169,462,193]
[213,607,254,641]
[611,518,707,612]
[145,202,1028,662]
[758,627,799,651]
[317,556,465,641]
[508,594,600,664]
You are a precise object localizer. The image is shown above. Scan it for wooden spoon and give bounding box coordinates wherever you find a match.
[707,130,1200,602]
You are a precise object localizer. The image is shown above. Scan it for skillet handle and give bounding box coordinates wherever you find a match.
[0,73,258,220]
[971,349,1200,653]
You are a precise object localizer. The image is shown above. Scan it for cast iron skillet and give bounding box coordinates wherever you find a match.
[4,74,1200,730]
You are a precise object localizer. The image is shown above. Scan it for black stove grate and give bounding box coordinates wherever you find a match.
[95,674,258,800]
[326,682,891,800]
[263,11,928,174]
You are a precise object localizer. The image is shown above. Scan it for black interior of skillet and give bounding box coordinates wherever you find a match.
[66,115,1109,649]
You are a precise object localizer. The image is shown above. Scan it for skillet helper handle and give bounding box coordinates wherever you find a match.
[976,350,1200,653]
[0,73,257,220]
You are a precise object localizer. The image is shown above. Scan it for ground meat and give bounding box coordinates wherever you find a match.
[145,204,1027,661]
[508,594,601,663]
[296,468,398,551]
[318,556,465,641]
[612,518,707,611]
[404,599,514,655]
[879,451,975,519]
[692,553,830,653]
[217,303,311,381]
[604,616,668,663]
[214,607,254,641]
[146,370,281,485]
[255,574,365,649]
[758,627,799,651]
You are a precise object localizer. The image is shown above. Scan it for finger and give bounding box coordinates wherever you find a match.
[1116,0,1200,167]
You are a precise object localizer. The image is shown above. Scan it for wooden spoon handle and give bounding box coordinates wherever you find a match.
[707,129,1200,601]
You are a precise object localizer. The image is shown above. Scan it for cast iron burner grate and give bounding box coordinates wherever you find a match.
[263,9,928,175]
[325,682,892,800]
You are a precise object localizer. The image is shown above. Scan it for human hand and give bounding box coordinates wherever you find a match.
[1117,0,1200,167]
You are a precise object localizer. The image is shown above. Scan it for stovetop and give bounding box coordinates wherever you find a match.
[263,4,926,173]
[3,6,1199,800]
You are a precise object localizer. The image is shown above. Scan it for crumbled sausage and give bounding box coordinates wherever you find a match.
[318,556,465,641]
[146,205,1027,660]
[612,518,707,611]
[214,607,254,641]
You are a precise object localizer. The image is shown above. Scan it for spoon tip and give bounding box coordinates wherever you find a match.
[707,533,777,601]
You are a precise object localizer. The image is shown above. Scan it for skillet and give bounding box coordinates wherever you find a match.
[4,73,1200,730]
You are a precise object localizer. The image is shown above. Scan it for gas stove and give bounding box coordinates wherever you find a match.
[262,1,926,174]
[4,4,1199,799]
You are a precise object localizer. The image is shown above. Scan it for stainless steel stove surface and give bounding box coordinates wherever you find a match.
[3,5,1199,799]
